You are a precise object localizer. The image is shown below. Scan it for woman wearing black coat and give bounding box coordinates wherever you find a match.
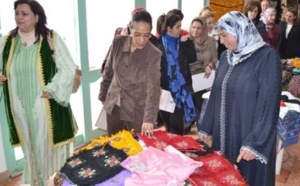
[279,7,300,59]
[156,13,197,135]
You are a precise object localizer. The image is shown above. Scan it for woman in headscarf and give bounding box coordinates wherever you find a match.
[189,16,217,123]
[198,11,281,186]
[260,7,280,52]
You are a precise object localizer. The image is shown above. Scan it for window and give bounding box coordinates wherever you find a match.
[86,0,134,70]
[181,0,205,30]
[146,0,178,35]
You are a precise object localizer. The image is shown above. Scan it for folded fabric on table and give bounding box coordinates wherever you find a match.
[82,130,143,156]
[121,145,203,186]
[60,144,128,186]
[136,130,204,152]
[62,169,132,186]
[188,152,248,186]
[277,110,300,149]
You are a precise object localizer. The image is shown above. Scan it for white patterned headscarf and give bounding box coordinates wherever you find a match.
[260,7,276,29]
[214,11,266,66]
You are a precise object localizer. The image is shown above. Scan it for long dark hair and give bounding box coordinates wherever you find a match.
[11,0,51,38]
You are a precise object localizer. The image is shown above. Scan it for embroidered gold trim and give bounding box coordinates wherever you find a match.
[5,35,25,147]
[39,32,78,149]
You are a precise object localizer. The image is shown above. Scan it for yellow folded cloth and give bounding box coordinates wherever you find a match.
[82,130,143,156]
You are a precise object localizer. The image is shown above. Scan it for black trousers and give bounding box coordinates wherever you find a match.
[192,90,206,122]
[159,107,185,135]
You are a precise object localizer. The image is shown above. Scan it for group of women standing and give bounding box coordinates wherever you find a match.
[244,0,300,59]
[0,0,295,185]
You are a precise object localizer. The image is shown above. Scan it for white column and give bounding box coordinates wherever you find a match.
[0,123,7,173]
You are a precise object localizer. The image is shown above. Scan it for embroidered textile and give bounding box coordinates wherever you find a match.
[60,145,128,186]
[121,145,203,186]
[62,170,132,186]
[188,153,248,186]
[82,130,143,156]
[136,130,204,152]
[277,110,300,149]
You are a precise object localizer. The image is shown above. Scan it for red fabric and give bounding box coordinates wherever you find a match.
[181,30,189,36]
[217,170,248,186]
[280,100,286,107]
[188,175,221,186]
[136,130,203,152]
[193,153,233,175]
[188,153,248,186]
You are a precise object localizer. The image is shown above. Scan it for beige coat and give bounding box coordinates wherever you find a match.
[99,35,162,124]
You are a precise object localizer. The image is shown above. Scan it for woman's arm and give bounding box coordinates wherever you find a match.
[0,36,7,101]
[181,37,197,64]
[98,37,116,102]
[44,32,77,106]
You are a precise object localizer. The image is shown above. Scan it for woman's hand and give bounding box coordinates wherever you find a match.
[181,35,189,42]
[0,75,7,84]
[121,27,129,36]
[204,65,212,78]
[236,149,256,163]
[141,122,154,137]
[41,91,52,99]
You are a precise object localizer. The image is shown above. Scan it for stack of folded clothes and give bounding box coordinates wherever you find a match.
[60,130,248,186]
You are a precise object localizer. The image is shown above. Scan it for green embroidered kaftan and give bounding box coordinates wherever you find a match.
[0,33,77,186]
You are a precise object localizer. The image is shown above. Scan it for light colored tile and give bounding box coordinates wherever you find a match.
[285,172,300,186]
[276,168,291,184]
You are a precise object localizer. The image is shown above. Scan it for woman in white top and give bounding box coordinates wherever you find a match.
[279,7,300,59]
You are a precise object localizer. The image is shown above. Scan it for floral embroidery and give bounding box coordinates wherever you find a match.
[154,141,167,149]
[176,141,188,148]
[68,158,82,168]
[222,174,243,185]
[201,181,218,186]
[104,155,120,167]
[208,159,222,169]
[92,149,106,157]
[78,168,95,178]
[128,158,147,172]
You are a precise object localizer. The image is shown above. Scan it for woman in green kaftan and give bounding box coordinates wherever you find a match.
[0,0,78,185]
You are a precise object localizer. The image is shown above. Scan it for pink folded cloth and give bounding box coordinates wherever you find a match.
[121,145,203,186]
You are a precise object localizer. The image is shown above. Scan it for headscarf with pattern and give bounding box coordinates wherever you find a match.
[260,7,276,29]
[214,11,266,66]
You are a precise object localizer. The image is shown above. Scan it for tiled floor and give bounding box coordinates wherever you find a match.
[2,126,300,186]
